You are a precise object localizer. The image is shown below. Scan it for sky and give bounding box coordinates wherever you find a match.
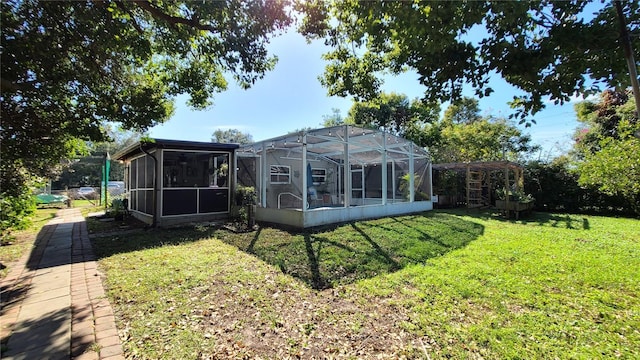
[149,29,585,161]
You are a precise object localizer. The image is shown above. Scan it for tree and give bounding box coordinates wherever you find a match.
[212,129,254,144]
[415,97,538,163]
[442,98,482,125]
[344,92,440,144]
[1,0,290,231]
[573,90,632,156]
[579,137,640,214]
[321,108,347,127]
[53,128,141,189]
[2,0,290,173]
[574,90,640,214]
[298,1,640,123]
[428,116,539,164]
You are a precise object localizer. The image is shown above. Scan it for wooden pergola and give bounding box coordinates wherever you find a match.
[432,161,524,217]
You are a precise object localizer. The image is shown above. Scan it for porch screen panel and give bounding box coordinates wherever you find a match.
[414,158,431,201]
[199,188,229,213]
[237,155,260,206]
[136,156,145,189]
[145,155,154,188]
[364,165,383,202]
[130,160,138,190]
[137,190,146,213]
[130,191,137,211]
[237,157,257,188]
[162,189,197,216]
[143,190,153,214]
[395,161,410,202]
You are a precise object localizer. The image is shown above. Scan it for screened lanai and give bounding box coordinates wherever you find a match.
[236,125,433,228]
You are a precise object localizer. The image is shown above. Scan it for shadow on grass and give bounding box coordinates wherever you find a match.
[90,225,218,260]
[220,211,484,290]
[458,208,593,230]
[88,211,484,290]
[523,213,590,229]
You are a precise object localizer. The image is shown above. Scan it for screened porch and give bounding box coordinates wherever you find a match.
[236,125,433,228]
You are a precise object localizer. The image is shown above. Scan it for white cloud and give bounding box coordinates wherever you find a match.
[543,93,599,105]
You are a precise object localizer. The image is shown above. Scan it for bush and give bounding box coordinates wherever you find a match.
[524,159,631,215]
[1,190,37,243]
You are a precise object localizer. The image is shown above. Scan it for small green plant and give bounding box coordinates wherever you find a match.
[496,188,535,203]
[234,185,257,206]
[107,198,127,220]
[230,186,257,230]
[89,342,102,353]
[399,173,430,200]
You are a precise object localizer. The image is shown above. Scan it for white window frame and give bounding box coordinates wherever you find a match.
[311,168,327,185]
[270,165,291,184]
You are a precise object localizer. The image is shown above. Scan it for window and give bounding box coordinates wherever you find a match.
[311,168,327,185]
[270,165,290,184]
[162,151,230,188]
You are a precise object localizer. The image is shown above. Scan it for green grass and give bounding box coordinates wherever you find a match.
[73,199,100,208]
[353,211,640,358]
[91,210,640,359]
[0,208,58,278]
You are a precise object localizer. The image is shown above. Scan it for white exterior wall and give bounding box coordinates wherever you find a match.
[256,201,433,228]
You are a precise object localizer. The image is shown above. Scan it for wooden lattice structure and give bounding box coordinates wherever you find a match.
[432,161,525,217]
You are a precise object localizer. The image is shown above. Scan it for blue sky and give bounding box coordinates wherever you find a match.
[149,29,584,160]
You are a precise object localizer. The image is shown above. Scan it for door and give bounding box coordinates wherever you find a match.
[350,165,364,205]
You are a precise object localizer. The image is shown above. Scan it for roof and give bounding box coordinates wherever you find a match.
[114,138,239,161]
[432,161,523,171]
[237,125,431,165]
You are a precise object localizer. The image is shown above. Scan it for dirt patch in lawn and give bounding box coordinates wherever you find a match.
[186,270,433,358]
[202,295,416,357]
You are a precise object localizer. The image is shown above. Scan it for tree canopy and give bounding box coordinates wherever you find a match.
[345,92,440,137]
[1,0,290,193]
[298,0,640,123]
[212,128,254,144]
[425,98,539,164]
[574,90,640,213]
[321,108,346,127]
[343,94,537,164]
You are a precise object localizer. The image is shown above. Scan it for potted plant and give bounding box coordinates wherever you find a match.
[495,188,535,212]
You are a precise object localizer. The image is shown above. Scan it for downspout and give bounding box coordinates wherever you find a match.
[140,143,158,227]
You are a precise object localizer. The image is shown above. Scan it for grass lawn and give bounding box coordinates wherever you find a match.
[91,210,640,359]
[0,207,59,278]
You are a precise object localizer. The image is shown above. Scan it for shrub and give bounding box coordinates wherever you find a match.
[524,159,631,215]
[1,190,36,244]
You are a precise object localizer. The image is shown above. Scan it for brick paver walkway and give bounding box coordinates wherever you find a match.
[1,208,124,359]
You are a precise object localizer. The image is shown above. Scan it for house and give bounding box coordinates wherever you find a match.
[114,139,238,227]
[115,125,433,228]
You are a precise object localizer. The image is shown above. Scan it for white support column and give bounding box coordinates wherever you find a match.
[302,134,308,212]
[261,143,267,208]
[382,132,388,205]
[409,143,415,202]
[428,161,433,201]
[391,160,396,202]
[344,125,350,208]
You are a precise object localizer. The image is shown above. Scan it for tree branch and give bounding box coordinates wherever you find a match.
[1,78,36,92]
[132,0,217,33]
[115,1,144,35]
